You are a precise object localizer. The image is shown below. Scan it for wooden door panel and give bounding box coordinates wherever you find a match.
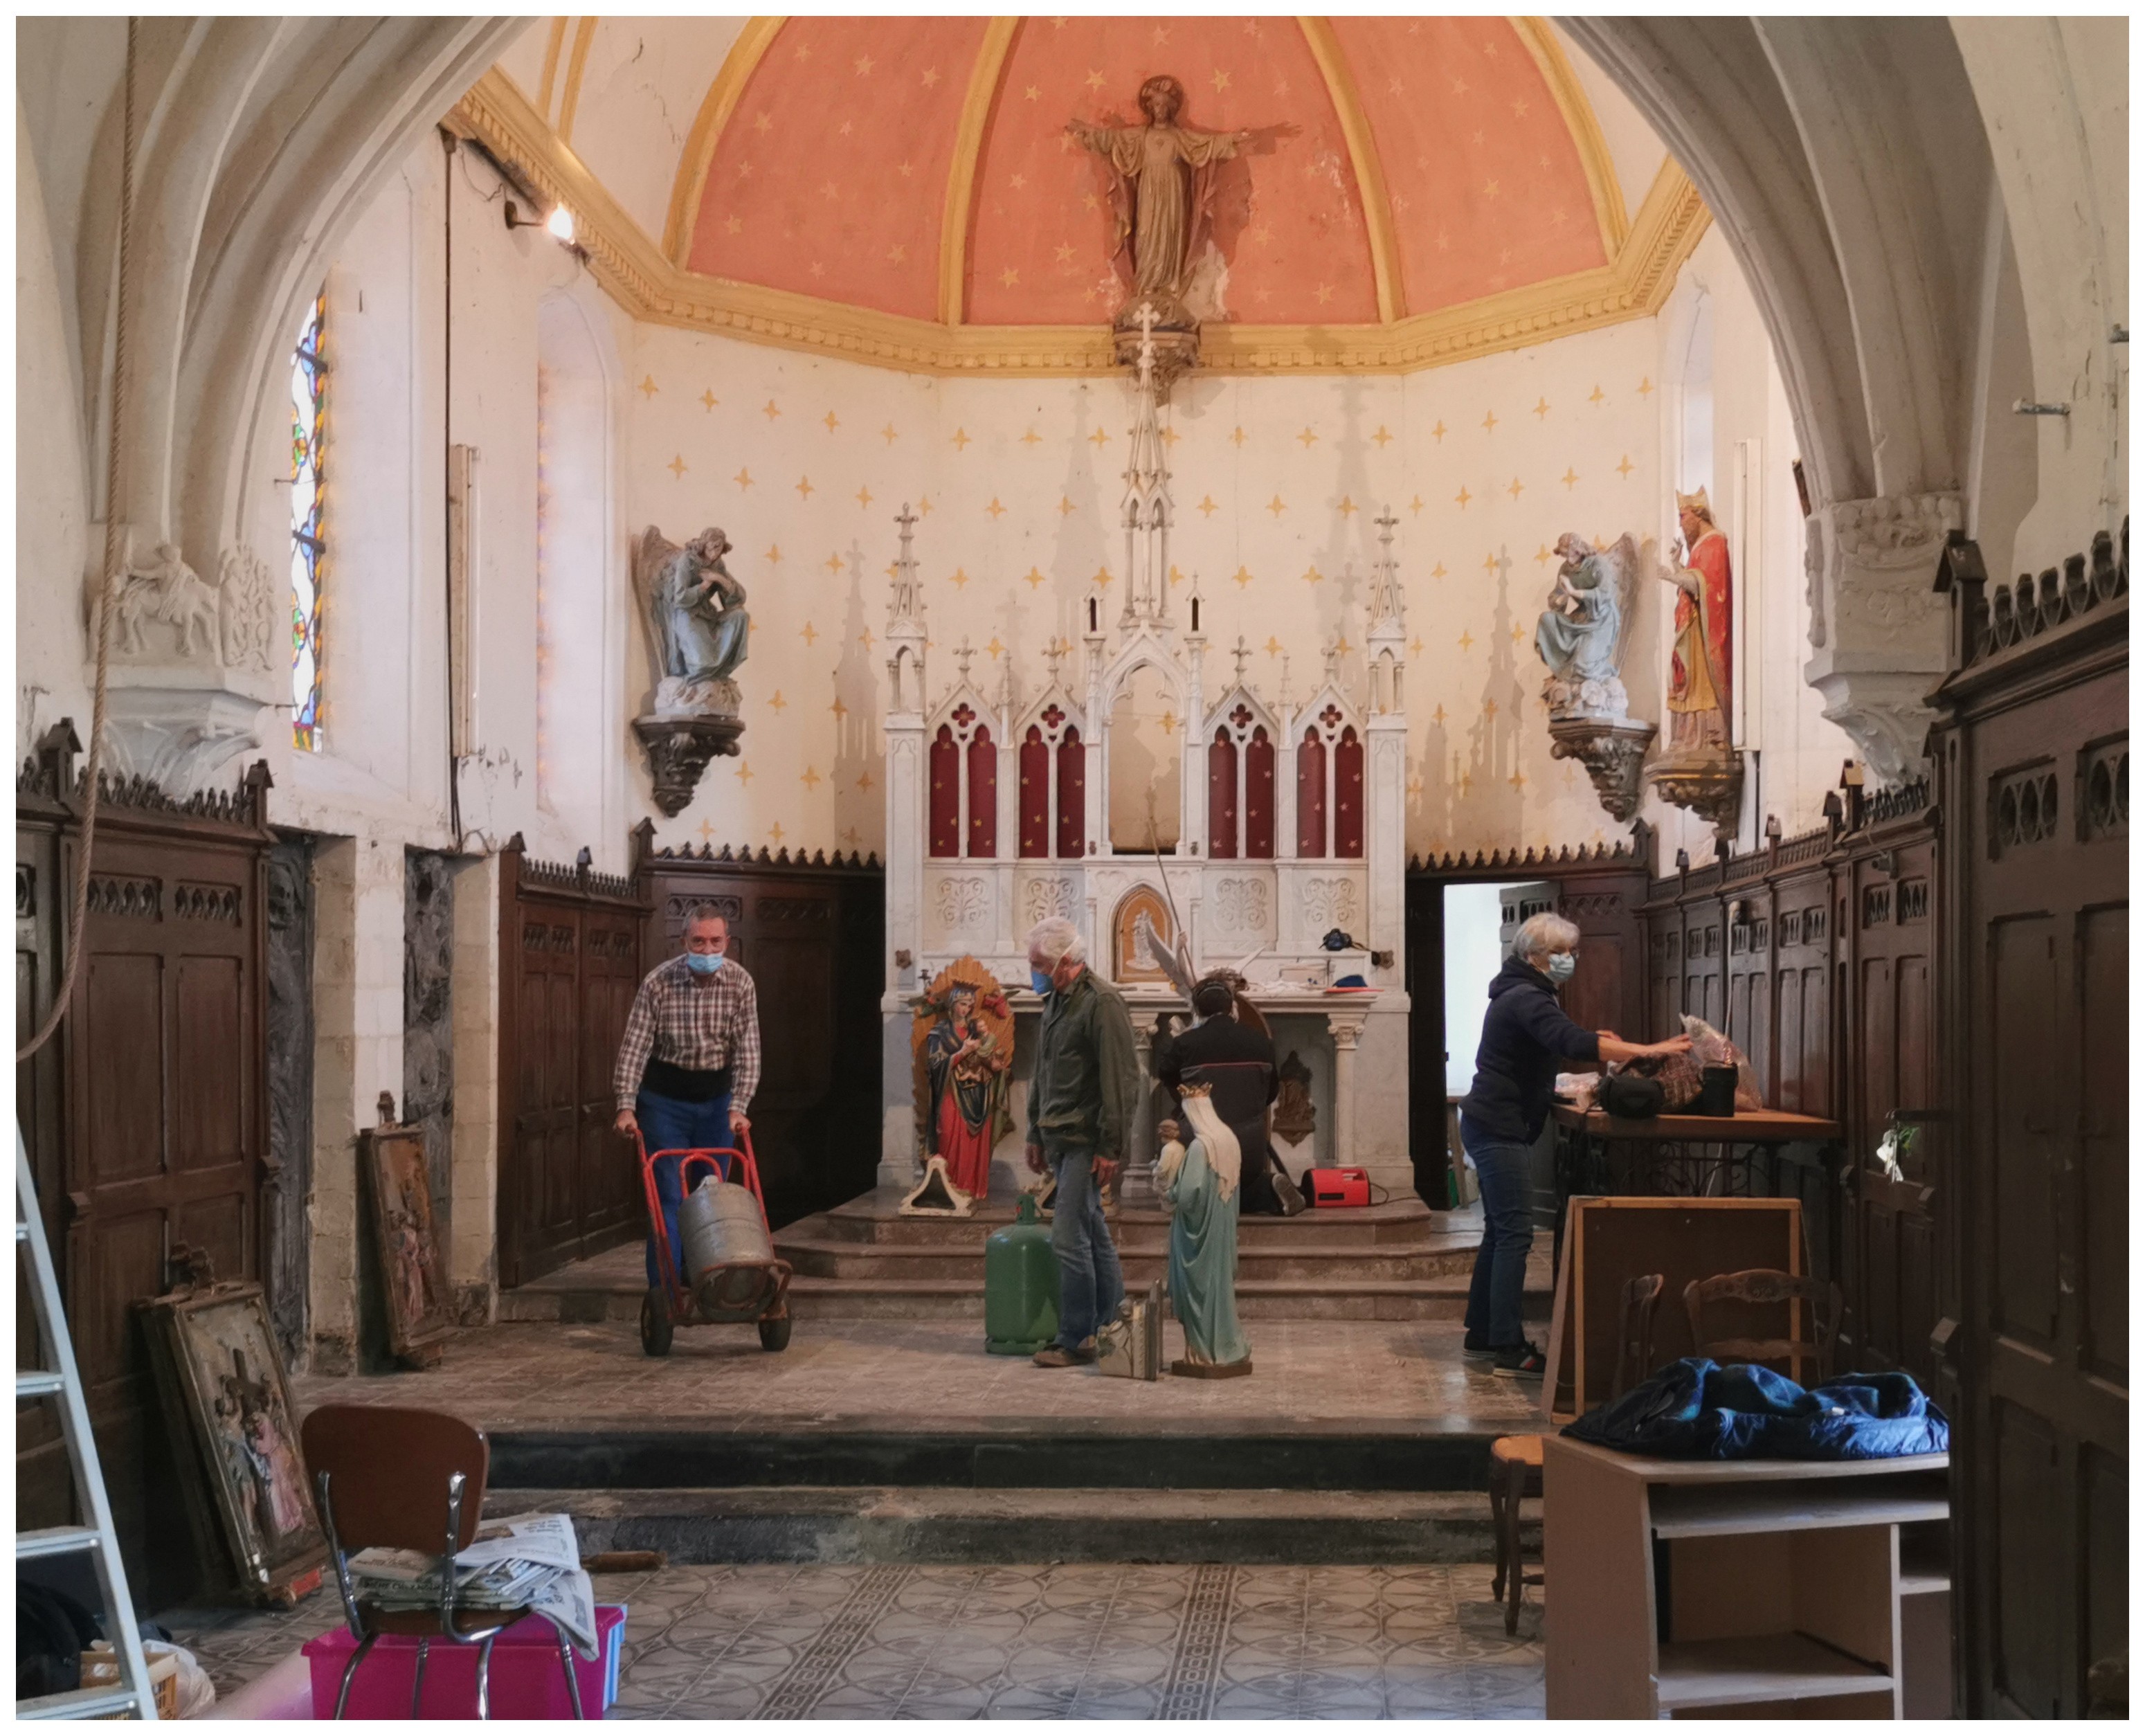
[1991,1398,2067,1715]
[86,954,165,1181]
[72,1208,163,1401]
[174,955,245,1169]
[2079,904,2128,1386]
[1989,914,2062,1346]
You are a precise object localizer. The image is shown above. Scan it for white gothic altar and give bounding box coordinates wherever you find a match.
[878,336,1415,1198]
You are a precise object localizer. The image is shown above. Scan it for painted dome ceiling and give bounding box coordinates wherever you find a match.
[464,16,1705,372]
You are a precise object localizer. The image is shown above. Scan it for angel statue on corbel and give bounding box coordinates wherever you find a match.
[631,525,749,817]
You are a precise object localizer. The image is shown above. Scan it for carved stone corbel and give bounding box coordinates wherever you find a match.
[1802,491,1964,785]
[1548,716,1658,822]
[1647,751,1746,835]
[633,714,744,817]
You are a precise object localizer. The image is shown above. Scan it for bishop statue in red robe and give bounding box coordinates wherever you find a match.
[1663,487,1733,750]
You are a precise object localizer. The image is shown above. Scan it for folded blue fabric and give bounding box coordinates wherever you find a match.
[1564,1357,1949,1460]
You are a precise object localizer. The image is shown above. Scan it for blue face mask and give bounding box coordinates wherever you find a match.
[1031,967,1056,995]
[685,950,724,975]
[1544,952,1577,986]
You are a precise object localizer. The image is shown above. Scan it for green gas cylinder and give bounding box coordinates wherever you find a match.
[984,1192,1060,1355]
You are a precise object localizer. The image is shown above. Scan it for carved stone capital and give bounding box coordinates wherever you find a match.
[1548,716,1658,823]
[1647,749,1745,837]
[102,687,264,796]
[1802,491,1962,783]
[634,714,745,817]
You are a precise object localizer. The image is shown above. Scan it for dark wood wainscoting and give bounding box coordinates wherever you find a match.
[15,729,275,1607]
[1404,832,1652,1208]
[1636,788,1942,1384]
[495,839,652,1289]
[1933,529,2127,1717]
[633,831,884,1231]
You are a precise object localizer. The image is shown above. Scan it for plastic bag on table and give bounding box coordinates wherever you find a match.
[1681,1013,1764,1111]
[1553,1071,1602,1113]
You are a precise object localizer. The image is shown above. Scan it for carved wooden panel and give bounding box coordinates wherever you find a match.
[263,836,314,1370]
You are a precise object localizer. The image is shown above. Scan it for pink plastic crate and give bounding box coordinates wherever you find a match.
[302,1606,624,1719]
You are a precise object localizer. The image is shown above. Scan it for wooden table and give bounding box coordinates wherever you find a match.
[1551,1105,1840,1233]
[1543,1436,1952,1719]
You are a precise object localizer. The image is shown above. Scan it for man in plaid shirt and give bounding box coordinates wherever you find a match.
[614,905,761,1287]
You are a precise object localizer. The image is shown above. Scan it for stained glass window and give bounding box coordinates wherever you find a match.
[289,295,327,751]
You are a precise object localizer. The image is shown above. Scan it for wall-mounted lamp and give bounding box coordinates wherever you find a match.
[505,198,576,245]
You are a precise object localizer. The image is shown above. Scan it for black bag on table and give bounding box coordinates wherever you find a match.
[1599,1073,1665,1119]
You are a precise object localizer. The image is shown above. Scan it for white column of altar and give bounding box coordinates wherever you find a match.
[880,507,928,1188]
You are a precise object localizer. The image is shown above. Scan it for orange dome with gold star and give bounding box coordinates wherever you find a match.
[460,16,1707,374]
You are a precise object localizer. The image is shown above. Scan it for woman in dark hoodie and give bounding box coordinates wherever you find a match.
[1459,912,1689,1377]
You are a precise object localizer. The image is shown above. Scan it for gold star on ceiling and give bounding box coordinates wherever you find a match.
[854,54,874,75]
[1617,455,1635,478]
[897,161,913,178]
[1373,426,1393,448]
[1026,84,1041,101]
[639,374,658,399]
[1053,242,1075,265]
[795,477,814,500]
[1267,495,1287,518]
[753,110,772,134]
[985,498,1006,520]
[921,65,939,87]
[1085,68,1106,89]
[763,399,781,421]
[1009,173,1026,191]
[1315,283,1334,305]
[950,428,971,450]
[1233,566,1253,588]
[700,388,718,410]
[667,454,687,478]
[735,467,754,489]
[1023,566,1047,588]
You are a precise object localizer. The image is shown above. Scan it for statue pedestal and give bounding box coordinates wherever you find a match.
[633,713,743,817]
[1548,714,1656,823]
[1647,749,1746,835]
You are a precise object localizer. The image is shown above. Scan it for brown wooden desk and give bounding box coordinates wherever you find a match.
[1543,1436,1952,1719]
[1551,1105,1841,1231]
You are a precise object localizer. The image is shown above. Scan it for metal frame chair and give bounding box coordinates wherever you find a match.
[301,1404,583,1720]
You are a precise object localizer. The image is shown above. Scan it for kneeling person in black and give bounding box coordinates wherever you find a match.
[1155,977,1284,1215]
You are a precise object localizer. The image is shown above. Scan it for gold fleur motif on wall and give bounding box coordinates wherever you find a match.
[763,399,781,421]
[1197,495,1218,516]
[1431,703,1447,725]
[766,544,782,564]
[1533,397,1551,419]
[881,424,899,445]
[1454,486,1472,509]
[822,410,840,433]
[1561,469,1579,489]
[668,455,687,478]
[1637,377,1655,399]
[950,428,972,451]
[1617,455,1635,478]
[1263,636,1283,655]
[700,388,718,410]
[1267,495,1287,518]
[1373,426,1393,448]
[1022,566,1046,588]
[1589,385,1607,405]
[736,761,755,785]
[1058,495,1074,516]
[799,622,817,645]
[1230,426,1248,447]
[1410,496,1426,515]
[985,498,1006,520]
[801,766,822,788]
[768,691,788,713]
[1431,562,1447,579]
[856,771,874,791]
[856,486,873,509]
[1091,566,1113,588]
[769,822,786,843]
[795,477,814,500]
[1338,496,1357,517]
[639,375,658,399]
[1087,428,1109,449]
[830,696,847,719]
[1232,566,1253,588]
[735,467,754,489]
[949,568,971,589]
[1302,564,1324,586]
[1021,426,1042,446]
[1458,632,1475,652]
[1481,410,1499,434]
[826,552,846,575]
[1508,478,1524,500]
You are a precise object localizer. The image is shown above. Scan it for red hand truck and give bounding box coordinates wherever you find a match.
[635,1129,792,1355]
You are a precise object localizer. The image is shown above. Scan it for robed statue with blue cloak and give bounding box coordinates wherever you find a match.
[1157,1087,1252,1377]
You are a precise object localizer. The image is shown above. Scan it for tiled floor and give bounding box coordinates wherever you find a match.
[291,1319,1544,1434]
[164,1561,1544,1719]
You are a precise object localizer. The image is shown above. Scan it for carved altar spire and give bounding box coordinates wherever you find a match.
[1368,507,1404,632]
[1118,307,1173,635]
[885,503,927,715]
[889,503,923,631]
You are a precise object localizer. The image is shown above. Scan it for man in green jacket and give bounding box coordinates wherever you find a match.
[1022,916,1141,1367]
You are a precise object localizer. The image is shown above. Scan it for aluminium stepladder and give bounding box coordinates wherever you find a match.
[16,1128,160,1719]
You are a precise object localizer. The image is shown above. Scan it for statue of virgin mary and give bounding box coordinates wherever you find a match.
[1157,1087,1251,1377]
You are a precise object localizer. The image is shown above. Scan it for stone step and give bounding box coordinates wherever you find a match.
[772,1236,1483,1284]
[803,1192,1456,1251]
[494,1485,1539,1568]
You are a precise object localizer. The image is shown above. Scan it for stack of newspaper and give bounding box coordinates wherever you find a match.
[347,1511,597,1658]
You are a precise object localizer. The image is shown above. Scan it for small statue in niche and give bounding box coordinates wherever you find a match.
[1535,532,1659,825]
[631,525,750,816]
[637,526,750,710]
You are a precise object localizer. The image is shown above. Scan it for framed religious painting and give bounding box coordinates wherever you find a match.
[138,1282,325,1605]
[362,1098,455,1365]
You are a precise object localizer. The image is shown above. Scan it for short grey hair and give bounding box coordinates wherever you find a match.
[1512,912,1580,962]
[682,903,730,932]
[1024,916,1086,966]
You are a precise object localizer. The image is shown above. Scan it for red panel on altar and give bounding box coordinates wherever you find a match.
[929,725,960,857]
[1017,725,1049,858]
[1245,727,1276,859]
[1334,727,1364,858]
[1296,730,1328,858]
[966,725,997,857]
[1208,730,1238,859]
[1056,728,1085,858]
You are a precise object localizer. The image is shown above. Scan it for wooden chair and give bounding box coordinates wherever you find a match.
[301,1404,583,1720]
[1487,1274,1665,1635]
[1683,1268,1843,1386]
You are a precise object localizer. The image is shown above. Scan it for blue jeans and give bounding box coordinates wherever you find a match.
[1460,1113,1535,1349]
[637,1088,734,1287]
[1049,1149,1124,1350]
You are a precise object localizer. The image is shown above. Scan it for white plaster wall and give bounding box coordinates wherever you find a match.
[17,105,94,758]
